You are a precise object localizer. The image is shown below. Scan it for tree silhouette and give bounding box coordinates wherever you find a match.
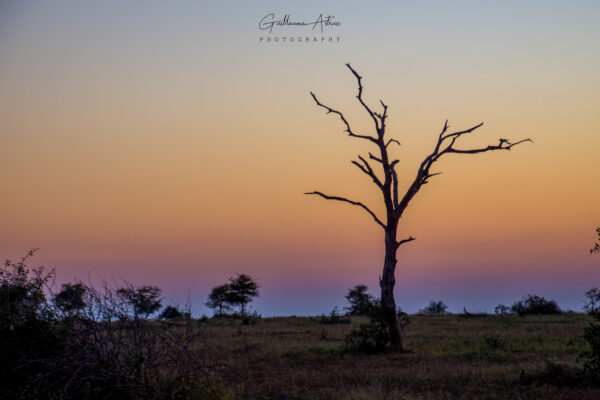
[584,287,600,315]
[159,305,184,320]
[227,274,259,318]
[54,282,87,316]
[591,227,600,254]
[205,284,232,316]
[307,63,531,351]
[116,285,162,319]
[345,284,375,315]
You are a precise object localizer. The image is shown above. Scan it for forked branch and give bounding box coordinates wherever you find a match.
[345,63,382,131]
[310,92,378,144]
[351,155,383,189]
[396,121,532,218]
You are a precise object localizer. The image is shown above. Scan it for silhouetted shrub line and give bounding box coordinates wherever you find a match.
[4,250,600,398]
[1,250,227,399]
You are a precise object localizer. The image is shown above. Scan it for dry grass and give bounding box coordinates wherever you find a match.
[201,313,598,400]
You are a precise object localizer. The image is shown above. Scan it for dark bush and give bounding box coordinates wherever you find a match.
[579,312,600,380]
[344,284,376,315]
[495,304,509,314]
[513,294,561,316]
[1,251,224,399]
[510,300,525,314]
[584,287,600,315]
[0,250,63,398]
[344,303,410,354]
[159,305,183,320]
[242,311,262,325]
[419,300,448,314]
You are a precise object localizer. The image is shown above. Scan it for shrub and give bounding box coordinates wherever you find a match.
[0,250,61,398]
[345,284,376,315]
[344,304,410,354]
[512,294,561,316]
[1,251,224,399]
[419,300,448,314]
[159,305,183,320]
[495,304,509,314]
[510,300,525,314]
[242,311,262,325]
[579,312,600,380]
[344,304,389,354]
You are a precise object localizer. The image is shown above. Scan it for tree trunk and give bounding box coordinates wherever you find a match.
[381,228,403,351]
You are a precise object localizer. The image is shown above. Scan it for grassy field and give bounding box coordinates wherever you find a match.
[202,313,598,400]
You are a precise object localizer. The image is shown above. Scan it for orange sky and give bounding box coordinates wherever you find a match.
[1,1,599,314]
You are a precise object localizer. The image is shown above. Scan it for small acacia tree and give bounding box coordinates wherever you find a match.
[307,63,531,351]
[116,285,162,319]
[345,284,375,315]
[205,284,233,316]
[227,274,259,318]
[54,282,87,316]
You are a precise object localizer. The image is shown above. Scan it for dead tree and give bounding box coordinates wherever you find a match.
[307,63,531,351]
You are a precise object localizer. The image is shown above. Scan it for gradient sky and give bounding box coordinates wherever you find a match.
[1,1,599,315]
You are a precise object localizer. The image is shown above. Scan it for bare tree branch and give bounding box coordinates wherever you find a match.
[351,154,383,189]
[444,138,533,154]
[345,63,381,132]
[305,191,386,229]
[310,92,378,144]
[368,152,383,163]
[441,122,484,141]
[374,100,389,121]
[396,122,531,218]
[396,236,415,249]
[386,138,401,148]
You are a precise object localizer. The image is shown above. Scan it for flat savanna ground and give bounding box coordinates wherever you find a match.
[202,314,597,400]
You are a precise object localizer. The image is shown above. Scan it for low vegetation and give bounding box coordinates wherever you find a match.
[2,252,599,399]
